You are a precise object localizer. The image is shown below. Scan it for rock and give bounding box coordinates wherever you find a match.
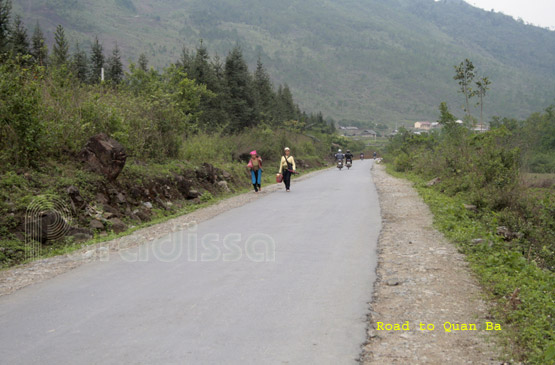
[96,192,109,204]
[217,180,230,192]
[83,250,95,259]
[386,279,401,286]
[80,133,127,180]
[67,186,83,202]
[496,226,521,240]
[222,171,232,180]
[464,204,478,212]
[102,204,119,216]
[471,238,484,244]
[136,210,151,222]
[187,189,200,199]
[426,177,441,186]
[116,192,126,204]
[142,202,153,209]
[103,212,114,219]
[90,219,105,230]
[166,201,173,208]
[108,218,127,234]
[25,211,71,244]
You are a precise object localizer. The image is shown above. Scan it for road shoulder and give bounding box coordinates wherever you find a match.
[361,164,500,364]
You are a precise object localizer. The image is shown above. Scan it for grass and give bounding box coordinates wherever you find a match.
[385,164,555,364]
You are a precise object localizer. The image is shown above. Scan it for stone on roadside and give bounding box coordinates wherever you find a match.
[90,219,104,230]
[108,218,127,234]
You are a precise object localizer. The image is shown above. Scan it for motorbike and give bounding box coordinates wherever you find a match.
[346,159,352,169]
[360,154,364,161]
[337,160,343,170]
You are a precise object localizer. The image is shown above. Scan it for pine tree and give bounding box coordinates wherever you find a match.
[71,42,88,83]
[0,0,11,54]
[89,36,104,83]
[9,14,29,56]
[224,46,255,132]
[176,45,192,74]
[31,21,48,66]
[253,56,275,123]
[138,53,148,72]
[277,83,296,122]
[106,43,123,84]
[51,24,69,66]
[191,41,218,89]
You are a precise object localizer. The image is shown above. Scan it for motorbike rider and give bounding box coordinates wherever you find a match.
[335,149,345,163]
[360,152,364,160]
[345,150,353,164]
[373,151,377,159]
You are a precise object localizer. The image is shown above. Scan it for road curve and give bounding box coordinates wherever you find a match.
[0,160,380,365]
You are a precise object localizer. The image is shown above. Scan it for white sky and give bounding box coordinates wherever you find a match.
[464,0,555,29]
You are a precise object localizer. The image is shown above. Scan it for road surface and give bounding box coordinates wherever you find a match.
[0,160,381,365]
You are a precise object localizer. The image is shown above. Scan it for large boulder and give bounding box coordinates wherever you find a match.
[80,133,127,180]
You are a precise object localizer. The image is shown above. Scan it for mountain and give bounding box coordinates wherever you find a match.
[13,0,555,125]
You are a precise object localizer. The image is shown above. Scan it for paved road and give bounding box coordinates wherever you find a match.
[0,160,380,365]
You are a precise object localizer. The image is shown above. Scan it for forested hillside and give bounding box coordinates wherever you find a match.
[11,0,555,125]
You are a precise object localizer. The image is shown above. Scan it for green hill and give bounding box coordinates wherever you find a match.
[13,0,555,125]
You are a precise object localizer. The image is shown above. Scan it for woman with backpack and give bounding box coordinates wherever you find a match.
[247,150,263,193]
[278,147,296,192]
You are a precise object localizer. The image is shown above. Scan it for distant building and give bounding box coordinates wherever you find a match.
[414,121,431,130]
[472,124,489,132]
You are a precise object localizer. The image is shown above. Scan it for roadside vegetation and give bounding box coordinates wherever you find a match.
[0,6,364,268]
[384,98,555,362]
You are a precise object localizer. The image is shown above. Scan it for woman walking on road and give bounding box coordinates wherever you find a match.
[278,147,296,192]
[248,150,263,193]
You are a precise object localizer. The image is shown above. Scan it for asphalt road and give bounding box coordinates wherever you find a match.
[0,159,381,365]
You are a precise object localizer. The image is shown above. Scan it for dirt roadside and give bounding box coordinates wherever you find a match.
[0,169,325,297]
[361,164,501,364]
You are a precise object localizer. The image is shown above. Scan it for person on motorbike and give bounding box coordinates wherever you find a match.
[335,149,345,163]
[373,151,377,159]
[345,150,353,164]
[360,152,364,160]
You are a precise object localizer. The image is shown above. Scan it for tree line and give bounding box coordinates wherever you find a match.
[0,0,334,168]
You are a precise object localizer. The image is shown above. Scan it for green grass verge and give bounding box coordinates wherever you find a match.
[385,165,555,364]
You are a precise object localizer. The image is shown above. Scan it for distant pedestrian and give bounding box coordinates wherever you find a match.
[247,150,263,193]
[279,147,296,192]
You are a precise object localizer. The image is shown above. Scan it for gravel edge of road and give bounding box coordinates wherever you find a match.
[0,168,328,297]
[359,163,501,364]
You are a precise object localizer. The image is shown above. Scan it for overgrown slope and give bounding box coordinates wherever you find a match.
[13,0,555,125]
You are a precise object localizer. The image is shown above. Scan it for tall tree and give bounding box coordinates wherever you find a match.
[89,36,104,83]
[454,59,475,117]
[106,43,123,84]
[71,42,88,83]
[9,15,29,56]
[176,45,192,74]
[474,76,491,128]
[253,56,275,123]
[277,83,296,122]
[191,41,217,89]
[138,53,148,72]
[0,0,11,54]
[51,24,69,66]
[30,21,47,66]
[224,46,255,132]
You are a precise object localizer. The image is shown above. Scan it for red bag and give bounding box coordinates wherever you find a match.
[276,173,283,183]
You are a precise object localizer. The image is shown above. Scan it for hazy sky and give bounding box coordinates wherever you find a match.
[464,0,555,29]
